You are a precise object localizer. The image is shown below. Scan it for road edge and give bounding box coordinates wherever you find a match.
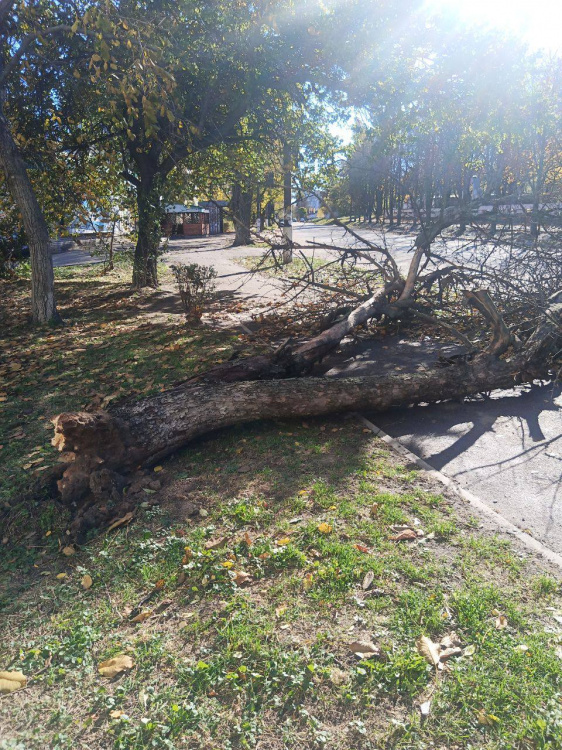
[358,414,562,573]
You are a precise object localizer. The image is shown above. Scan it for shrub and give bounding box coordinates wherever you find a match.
[170,262,217,321]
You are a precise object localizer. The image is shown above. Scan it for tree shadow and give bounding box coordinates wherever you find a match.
[374,381,561,472]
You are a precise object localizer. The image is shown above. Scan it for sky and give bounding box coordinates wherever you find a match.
[427,0,562,53]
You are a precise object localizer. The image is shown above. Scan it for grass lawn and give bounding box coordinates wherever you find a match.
[1,261,562,750]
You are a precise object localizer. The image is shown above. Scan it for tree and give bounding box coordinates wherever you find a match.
[72,0,337,286]
[0,0,75,322]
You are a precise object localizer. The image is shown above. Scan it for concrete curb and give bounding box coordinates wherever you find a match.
[358,414,562,573]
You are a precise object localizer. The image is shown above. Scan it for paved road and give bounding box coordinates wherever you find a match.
[292,222,419,272]
[52,248,104,267]
[373,383,562,552]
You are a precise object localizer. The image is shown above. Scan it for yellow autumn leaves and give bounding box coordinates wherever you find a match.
[0,671,27,695]
[0,652,133,694]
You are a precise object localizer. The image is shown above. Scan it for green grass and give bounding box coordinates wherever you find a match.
[0,259,250,512]
[1,263,562,749]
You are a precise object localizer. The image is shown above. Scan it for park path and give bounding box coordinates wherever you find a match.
[52,225,562,553]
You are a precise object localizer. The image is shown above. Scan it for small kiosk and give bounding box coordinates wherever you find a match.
[163,205,210,237]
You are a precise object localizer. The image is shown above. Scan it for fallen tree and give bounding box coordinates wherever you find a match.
[50,193,562,539]
[52,293,561,538]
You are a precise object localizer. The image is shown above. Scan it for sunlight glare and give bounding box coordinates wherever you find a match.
[427,0,562,52]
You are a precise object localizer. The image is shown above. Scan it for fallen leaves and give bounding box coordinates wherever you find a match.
[416,635,441,667]
[204,536,228,551]
[348,640,380,658]
[495,614,508,629]
[329,667,348,686]
[477,709,500,726]
[232,571,252,587]
[130,611,152,623]
[81,574,93,590]
[98,655,134,679]
[362,571,375,590]
[416,633,465,668]
[0,671,27,694]
[317,522,333,534]
[390,528,418,542]
[107,512,134,533]
[61,546,75,557]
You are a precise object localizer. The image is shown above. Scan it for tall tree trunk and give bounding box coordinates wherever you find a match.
[231,181,253,246]
[0,105,59,323]
[132,175,162,288]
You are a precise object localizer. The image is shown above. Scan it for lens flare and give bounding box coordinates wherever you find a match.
[426,0,562,52]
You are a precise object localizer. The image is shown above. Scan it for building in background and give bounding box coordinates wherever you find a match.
[163,205,210,237]
[295,192,322,220]
[199,200,228,235]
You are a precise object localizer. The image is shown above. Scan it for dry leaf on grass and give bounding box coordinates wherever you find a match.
[440,632,462,649]
[130,611,152,623]
[107,512,134,533]
[317,522,333,534]
[0,671,27,694]
[98,655,134,678]
[495,614,508,629]
[390,529,417,542]
[348,640,380,658]
[204,537,228,551]
[61,546,75,556]
[329,668,348,686]
[362,571,375,590]
[232,571,252,586]
[354,543,371,554]
[416,635,441,667]
[81,574,93,590]
[477,709,499,726]
[439,647,462,661]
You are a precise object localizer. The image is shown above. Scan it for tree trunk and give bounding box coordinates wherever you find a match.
[231,181,253,247]
[51,299,561,536]
[0,105,59,323]
[187,283,400,384]
[132,175,162,288]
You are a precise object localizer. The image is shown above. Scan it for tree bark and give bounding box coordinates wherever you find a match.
[231,181,253,247]
[51,299,561,537]
[187,282,401,384]
[0,104,59,323]
[52,313,559,502]
[132,175,162,288]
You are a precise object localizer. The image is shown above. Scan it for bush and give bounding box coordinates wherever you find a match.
[170,262,217,321]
